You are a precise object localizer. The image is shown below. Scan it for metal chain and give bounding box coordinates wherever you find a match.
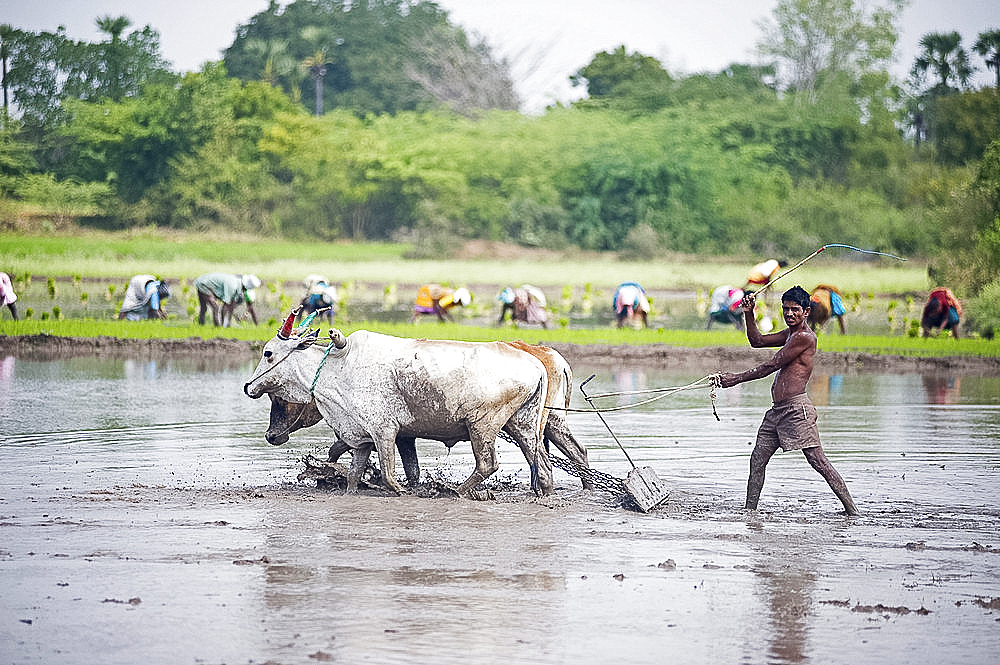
[496,430,628,497]
[548,453,627,497]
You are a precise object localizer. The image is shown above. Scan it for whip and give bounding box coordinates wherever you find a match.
[756,244,907,296]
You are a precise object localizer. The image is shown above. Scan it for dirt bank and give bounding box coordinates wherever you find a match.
[3,333,999,375]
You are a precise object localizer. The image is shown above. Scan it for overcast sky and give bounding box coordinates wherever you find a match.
[4,0,995,112]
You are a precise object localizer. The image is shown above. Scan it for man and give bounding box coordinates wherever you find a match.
[193,273,260,327]
[718,286,859,516]
[118,274,170,320]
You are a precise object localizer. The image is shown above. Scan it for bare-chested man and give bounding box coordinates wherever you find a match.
[718,285,859,516]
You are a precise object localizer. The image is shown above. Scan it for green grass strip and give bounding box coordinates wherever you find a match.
[3,319,996,358]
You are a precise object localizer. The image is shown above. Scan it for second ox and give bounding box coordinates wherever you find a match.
[244,319,554,499]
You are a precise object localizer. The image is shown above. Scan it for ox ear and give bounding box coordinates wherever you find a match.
[296,327,319,350]
[330,328,347,349]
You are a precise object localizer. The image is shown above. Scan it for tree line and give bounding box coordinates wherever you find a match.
[1,1,999,327]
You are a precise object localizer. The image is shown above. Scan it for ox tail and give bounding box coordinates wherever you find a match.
[532,372,548,446]
[561,364,573,412]
[531,371,554,495]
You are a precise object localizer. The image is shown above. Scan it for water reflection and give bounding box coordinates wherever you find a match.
[922,374,962,404]
[0,354,14,410]
[747,524,821,665]
[809,373,844,406]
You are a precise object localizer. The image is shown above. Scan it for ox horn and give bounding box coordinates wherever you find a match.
[277,308,299,339]
[330,328,347,349]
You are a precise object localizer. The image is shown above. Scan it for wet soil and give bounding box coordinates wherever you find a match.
[3,337,999,664]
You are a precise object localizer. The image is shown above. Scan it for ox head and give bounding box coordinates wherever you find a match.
[243,315,349,400]
[265,394,325,445]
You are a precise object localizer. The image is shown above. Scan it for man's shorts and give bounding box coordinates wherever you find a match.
[756,393,821,452]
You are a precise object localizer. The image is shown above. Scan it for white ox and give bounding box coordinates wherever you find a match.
[244,326,553,499]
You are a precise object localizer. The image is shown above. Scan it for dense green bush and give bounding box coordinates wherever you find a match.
[965,279,1000,338]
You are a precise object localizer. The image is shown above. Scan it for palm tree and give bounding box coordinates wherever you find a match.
[0,24,12,120]
[300,26,334,117]
[301,48,329,117]
[96,14,132,101]
[973,29,1000,89]
[912,31,973,93]
[245,37,294,88]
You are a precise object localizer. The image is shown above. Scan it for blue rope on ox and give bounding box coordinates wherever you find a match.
[310,342,336,396]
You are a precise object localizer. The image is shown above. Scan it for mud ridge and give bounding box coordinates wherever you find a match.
[3,333,999,375]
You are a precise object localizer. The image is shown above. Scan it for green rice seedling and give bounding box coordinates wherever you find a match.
[47,277,56,299]
[887,300,898,330]
[560,286,573,314]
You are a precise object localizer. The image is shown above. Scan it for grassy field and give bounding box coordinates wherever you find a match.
[3,229,995,358]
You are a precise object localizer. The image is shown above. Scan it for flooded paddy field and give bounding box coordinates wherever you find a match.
[1,348,999,665]
[11,275,928,335]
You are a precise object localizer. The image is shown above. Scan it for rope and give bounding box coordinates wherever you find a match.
[550,374,722,413]
[310,342,337,396]
[246,335,333,390]
[294,306,333,333]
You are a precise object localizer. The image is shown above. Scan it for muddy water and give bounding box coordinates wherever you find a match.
[1,354,999,665]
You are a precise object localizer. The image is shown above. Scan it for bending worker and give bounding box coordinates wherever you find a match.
[613,281,650,328]
[410,284,471,323]
[497,285,549,328]
[300,274,338,324]
[707,285,745,330]
[118,275,170,320]
[194,272,261,327]
[717,286,859,516]
[921,287,961,338]
[0,271,19,320]
[808,284,847,334]
[745,258,788,289]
